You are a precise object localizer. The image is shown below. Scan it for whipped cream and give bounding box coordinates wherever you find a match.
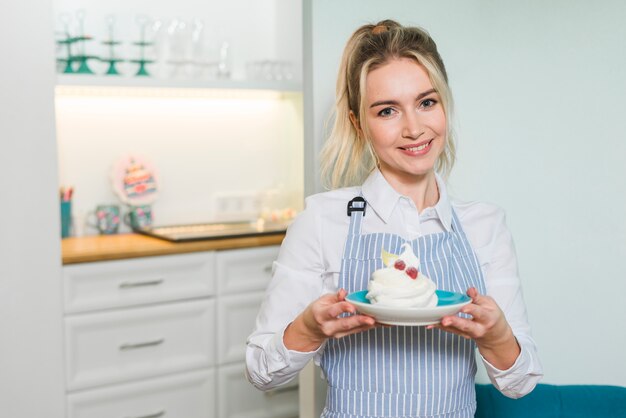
[366,243,438,308]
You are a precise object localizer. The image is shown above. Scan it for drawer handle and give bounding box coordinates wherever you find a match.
[119,279,164,288]
[125,410,166,418]
[119,338,164,351]
[263,265,273,274]
[264,384,298,397]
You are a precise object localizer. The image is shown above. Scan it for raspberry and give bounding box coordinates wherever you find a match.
[406,267,418,279]
[393,260,406,270]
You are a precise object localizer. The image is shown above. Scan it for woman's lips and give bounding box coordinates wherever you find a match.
[399,139,434,156]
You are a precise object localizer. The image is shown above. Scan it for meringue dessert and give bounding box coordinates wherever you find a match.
[366,243,438,308]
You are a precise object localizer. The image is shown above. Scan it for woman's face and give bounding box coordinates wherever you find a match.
[363,57,446,183]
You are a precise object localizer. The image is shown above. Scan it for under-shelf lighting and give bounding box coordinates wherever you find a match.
[55,85,285,101]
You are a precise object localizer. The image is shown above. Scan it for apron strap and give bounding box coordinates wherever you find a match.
[346,196,366,236]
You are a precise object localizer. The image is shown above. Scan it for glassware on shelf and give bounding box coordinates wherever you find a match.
[217,40,231,79]
[56,10,98,74]
[54,10,298,84]
[165,18,189,79]
[73,10,97,74]
[150,18,166,78]
[130,15,155,77]
[56,13,75,74]
[245,60,294,82]
[101,15,123,76]
[189,19,214,79]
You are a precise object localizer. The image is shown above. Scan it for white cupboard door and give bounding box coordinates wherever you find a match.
[63,252,216,313]
[65,299,215,391]
[216,246,279,295]
[217,291,264,364]
[218,363,298,418]
[67,369,216,418]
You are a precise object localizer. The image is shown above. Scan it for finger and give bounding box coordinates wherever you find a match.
[466,287,478,301]
[466,287,490,306]
[319,289,347,305]
[460,303,484,321]
[440,315,480,337]
[318,292,340,305]
[333,314,376,335]
[325,301,357,318]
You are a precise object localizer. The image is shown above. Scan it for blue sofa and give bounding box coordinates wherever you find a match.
[474,383,626,418]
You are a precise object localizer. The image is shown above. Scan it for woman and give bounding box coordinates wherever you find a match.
[246,20,543,418]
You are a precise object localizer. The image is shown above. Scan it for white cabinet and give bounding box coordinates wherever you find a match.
[217,291,265,364]
[214,246,298,418]
[216,246,276,295]
[67,369,215,418]
[61,245,294,418]
[63,252,216,313]
[65,299,215,391]
[62,252,217,416]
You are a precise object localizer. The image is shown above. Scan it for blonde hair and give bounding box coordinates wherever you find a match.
[320,20,456,189]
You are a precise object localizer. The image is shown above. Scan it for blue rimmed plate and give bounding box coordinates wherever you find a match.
[346,290,471,326]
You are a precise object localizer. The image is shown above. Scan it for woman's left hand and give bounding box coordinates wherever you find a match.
[430,287,521,370]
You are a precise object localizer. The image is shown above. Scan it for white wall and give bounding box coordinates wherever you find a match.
[53,0,305,233]
[0,1,65,417]
[56,91,304,232]
[304,0,626,388]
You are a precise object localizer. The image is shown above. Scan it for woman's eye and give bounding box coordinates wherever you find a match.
[421,98,437,108]
[378,107,395,117]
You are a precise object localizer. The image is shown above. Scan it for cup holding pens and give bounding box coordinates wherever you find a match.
[87,204,121,235]
[60,200,72,238]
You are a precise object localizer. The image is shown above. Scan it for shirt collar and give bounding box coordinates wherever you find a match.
[361,168,453,232]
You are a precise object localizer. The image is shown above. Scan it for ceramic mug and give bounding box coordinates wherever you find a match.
[87,204,121,234]
[124,205,153,230]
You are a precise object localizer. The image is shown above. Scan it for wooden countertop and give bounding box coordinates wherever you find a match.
[62,233,285,264]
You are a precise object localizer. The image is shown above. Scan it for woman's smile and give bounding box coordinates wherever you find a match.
[398,138,435,156]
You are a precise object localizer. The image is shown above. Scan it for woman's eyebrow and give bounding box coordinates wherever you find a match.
[369,88,438,108]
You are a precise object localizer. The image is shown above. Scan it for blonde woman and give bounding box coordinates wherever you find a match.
[246,20,543,418]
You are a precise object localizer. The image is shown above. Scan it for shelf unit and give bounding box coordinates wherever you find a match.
[56,74,302,93]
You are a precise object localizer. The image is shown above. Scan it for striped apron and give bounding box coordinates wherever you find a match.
[320,198,487,418]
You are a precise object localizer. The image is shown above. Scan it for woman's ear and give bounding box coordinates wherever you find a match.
[349,111,364,137]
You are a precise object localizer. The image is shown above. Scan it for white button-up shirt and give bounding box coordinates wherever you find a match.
[246,169,543,399]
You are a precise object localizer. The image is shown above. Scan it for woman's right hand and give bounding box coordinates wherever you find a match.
[283,288,377,352]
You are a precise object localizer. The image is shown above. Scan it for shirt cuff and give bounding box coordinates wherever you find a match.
[481,341,527,377]
[268,325,325,375]
[480,338,542,398]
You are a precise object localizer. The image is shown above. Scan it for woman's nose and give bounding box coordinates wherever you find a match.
[402,111,423,140]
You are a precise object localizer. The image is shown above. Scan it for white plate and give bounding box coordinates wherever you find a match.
[346,290,471,326]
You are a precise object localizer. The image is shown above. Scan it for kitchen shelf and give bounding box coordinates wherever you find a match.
[56,74,302,93]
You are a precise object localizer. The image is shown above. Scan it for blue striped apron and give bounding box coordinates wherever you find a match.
[320,198,487,418]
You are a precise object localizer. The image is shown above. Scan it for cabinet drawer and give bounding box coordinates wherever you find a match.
[67,369,215,418]
[63,252,215,313]
[216,246,279,295]
[65,299,215,391]
[218,362,298,418]
[217,291,264,364]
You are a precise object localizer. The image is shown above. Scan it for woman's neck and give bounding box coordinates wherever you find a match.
[379,169,440,213]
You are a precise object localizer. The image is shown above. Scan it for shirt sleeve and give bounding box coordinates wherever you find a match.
[470,205,544,399]
[245,196,327,391]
